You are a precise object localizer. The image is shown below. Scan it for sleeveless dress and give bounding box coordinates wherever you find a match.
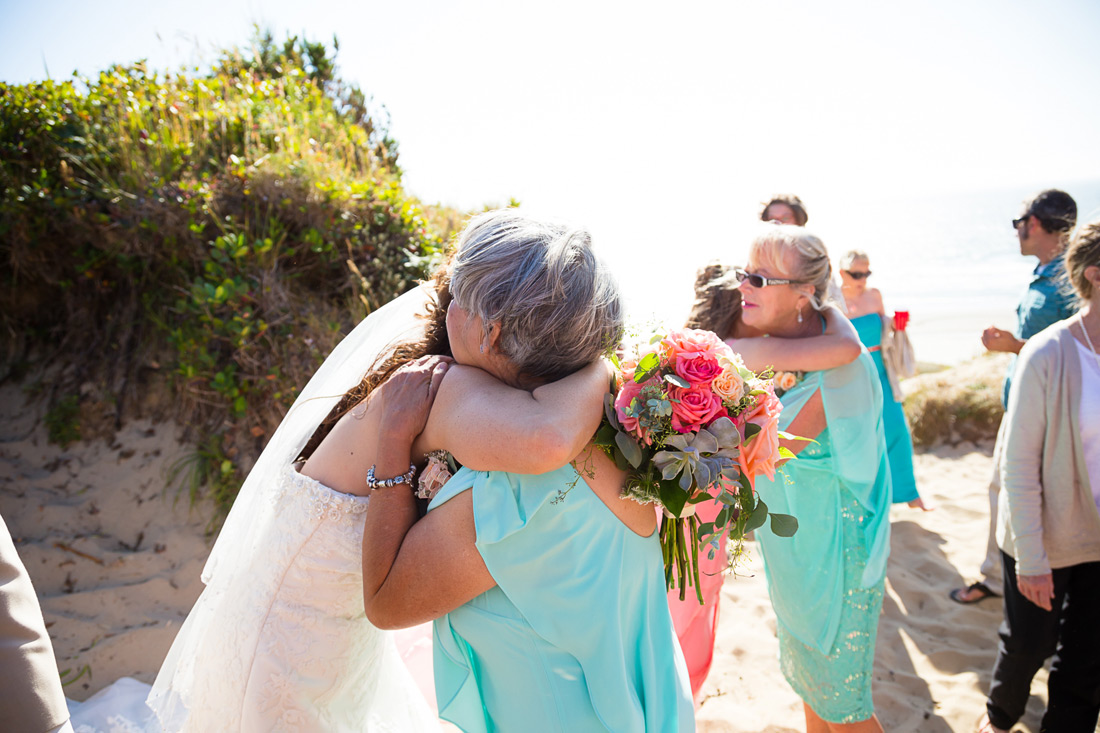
[143,464,440,732]
[428,465,696,732]
[753,354,892,723]
[851,313,919,504]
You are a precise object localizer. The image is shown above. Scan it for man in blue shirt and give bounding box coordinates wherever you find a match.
[951,189,1078,607]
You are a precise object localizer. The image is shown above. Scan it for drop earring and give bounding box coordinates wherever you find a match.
[797,307,804,324]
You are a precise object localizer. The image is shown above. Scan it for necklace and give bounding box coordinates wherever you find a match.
[1079,311,1100,371]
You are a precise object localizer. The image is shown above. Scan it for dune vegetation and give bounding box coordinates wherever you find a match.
[1,32,464,514]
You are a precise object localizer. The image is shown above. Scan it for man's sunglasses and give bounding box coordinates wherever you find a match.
[734,268,806,288]
[1012,214,1031,229]
[844,270,872,280]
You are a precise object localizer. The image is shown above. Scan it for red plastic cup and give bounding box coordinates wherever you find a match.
[893,310,910,332]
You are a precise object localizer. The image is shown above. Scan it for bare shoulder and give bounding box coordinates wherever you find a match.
[574,446,657,537]
[299,397,374,495]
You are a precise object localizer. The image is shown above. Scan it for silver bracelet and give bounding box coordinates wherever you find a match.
[366,463,417,491]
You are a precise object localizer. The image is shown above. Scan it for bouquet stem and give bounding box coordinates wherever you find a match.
[660,515,704,604]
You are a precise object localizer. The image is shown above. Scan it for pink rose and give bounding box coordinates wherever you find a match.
[737,385,783,482]
[668,383,728,434]
[675,352,723,386]
[615,377,657,445]
[661,328,727,366]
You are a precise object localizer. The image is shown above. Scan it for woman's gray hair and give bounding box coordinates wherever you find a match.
[750,225,837,312]
[449,209,623,382]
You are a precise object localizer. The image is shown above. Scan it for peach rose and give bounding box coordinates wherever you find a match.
[668,383,728,434]
[416,452,453,500]
[775,371,798,391]
[711,361,746,404]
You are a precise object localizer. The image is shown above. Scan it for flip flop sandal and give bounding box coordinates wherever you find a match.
[950,581,1000,604]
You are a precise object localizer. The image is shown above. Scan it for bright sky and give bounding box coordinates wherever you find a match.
[3,0,1099,323]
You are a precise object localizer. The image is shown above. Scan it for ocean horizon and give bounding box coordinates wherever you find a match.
[604,178,1100,366]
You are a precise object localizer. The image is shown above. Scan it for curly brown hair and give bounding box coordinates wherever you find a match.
[685,261,742,338]
[297,258,454,461]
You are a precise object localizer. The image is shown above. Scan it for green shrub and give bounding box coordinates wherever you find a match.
[1,32,460,514]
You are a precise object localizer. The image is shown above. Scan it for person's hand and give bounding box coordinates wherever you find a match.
[1017,572,1055,611]
[373,355,452,442]
[981,326,1023,354]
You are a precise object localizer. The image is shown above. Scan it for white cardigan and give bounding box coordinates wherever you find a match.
[997,318,1100,575]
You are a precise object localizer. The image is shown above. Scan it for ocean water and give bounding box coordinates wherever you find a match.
[610,179,1100,365]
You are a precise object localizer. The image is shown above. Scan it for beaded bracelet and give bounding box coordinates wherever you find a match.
[366,463,417,491]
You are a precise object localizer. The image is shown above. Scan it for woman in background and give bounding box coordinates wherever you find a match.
[839,250,925,509]
[741,226,891,732]
[674,254,862,701]
[761,194,810,227]
[978,219,1100,733]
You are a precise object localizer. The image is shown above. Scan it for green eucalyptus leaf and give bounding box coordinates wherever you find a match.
[769,512,799,537]
[744,421,762,441]
[744,498,769,533]
[615,431,644,468]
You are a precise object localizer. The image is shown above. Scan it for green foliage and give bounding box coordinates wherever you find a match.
[44,394,81,447]
[0,31,458,515]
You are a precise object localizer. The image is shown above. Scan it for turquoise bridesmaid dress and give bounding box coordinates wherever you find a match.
[754,353,892,724]
[850,313,920,504]
[428,465,695,732]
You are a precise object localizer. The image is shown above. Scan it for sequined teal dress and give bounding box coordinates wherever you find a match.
[754,352,892,723]
[851,312,919,503]
[427,465,696,732]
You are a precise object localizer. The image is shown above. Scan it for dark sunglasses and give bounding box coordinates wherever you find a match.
[844,270,872,280]
[1012,214,1030,229]
[734,268,805,288]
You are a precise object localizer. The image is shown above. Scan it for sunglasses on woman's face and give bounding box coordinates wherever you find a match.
[844,270,872,280]
[734,268,805,288]
[1012,214,1030,229]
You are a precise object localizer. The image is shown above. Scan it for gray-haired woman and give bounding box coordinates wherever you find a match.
[311,209,695,731]
[143,209,694,731]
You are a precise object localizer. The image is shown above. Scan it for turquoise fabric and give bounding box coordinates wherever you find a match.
[754,352,892,656]
[776,489,885,723]
[428,465,695,732]
[851,313,919,504]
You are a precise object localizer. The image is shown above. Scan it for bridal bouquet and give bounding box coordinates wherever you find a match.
[595,328,798,602]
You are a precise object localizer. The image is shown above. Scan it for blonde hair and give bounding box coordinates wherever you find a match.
[749,225,835,311]
[1066,218,1100,301]
[839,249,869,270]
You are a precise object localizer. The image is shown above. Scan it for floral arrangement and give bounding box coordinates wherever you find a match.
[417,450,456,501]
[595,328,798,602]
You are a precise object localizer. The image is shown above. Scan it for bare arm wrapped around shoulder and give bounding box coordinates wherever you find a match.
[727,305,861,373]
[414,358,612,473]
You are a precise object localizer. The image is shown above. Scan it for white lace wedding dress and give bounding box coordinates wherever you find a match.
[69,466,439,733]
[68,287,441,732]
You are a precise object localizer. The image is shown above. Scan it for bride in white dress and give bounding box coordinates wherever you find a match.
[69,210,615,732]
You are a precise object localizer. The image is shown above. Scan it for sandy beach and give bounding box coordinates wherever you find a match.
[0,370,1090,733]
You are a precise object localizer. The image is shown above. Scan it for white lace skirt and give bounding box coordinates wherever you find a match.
[145,467,439,732]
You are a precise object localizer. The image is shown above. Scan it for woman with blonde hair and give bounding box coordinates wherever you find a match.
[736,226,891,732]
[978,219,1100,733]
[838,249,925,509]
[673,242,864,702]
